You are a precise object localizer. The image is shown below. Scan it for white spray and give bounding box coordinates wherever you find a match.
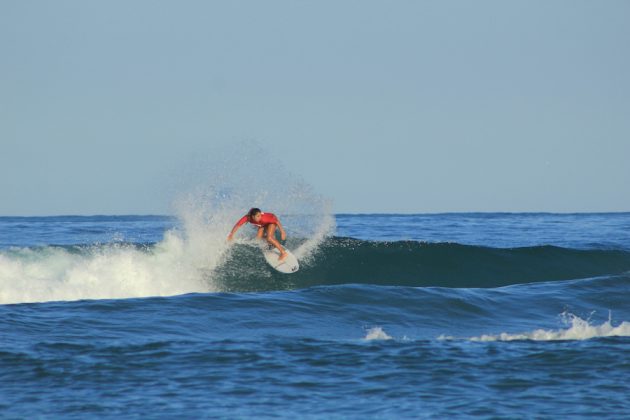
[0,141,334,305]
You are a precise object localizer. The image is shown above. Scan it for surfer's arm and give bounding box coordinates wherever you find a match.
[227,216,248,241]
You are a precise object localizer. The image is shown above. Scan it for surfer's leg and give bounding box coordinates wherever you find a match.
[265,224,287,260]
[256,227,264,239]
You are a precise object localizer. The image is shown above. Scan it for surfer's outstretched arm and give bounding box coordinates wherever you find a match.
[227,215,248,241]
[226,224,240,241]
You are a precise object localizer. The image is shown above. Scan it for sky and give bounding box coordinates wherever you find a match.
[1,1,629,215]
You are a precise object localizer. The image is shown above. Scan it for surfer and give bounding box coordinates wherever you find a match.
[227,208,288,261]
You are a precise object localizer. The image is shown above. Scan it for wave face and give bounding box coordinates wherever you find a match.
[215,237,630,291]
[2,236,630,304]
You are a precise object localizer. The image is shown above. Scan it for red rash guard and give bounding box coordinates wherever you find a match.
[235,212,279,228]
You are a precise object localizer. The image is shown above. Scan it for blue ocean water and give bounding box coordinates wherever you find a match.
[1,213,630,418]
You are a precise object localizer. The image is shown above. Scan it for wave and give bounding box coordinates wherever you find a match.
[215,237,630,291]
[3,234,630,304]
[0,213,334,306]
[5,276,629,344]
[0,142,337,304]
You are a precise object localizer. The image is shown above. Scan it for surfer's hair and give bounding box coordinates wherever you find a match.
[248,208,262,218]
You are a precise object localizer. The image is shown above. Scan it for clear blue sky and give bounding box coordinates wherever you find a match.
[1,1,629,215]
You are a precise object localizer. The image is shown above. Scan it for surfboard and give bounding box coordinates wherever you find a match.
[262,245,299,274]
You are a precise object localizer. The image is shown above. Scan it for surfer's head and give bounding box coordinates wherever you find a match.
[248,208,262,223]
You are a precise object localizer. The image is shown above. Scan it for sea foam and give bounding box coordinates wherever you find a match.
[468,312,630,342]
[364,327,393,341]
[0,210,224,304]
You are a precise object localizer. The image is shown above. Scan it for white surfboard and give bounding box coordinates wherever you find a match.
[262,245,300,274]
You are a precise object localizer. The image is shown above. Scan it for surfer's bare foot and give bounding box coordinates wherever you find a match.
[279,252,288,261]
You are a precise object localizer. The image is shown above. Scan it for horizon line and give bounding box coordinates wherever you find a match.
[1,211,629,218]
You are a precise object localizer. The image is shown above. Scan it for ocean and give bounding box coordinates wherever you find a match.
[1,213,630,418]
